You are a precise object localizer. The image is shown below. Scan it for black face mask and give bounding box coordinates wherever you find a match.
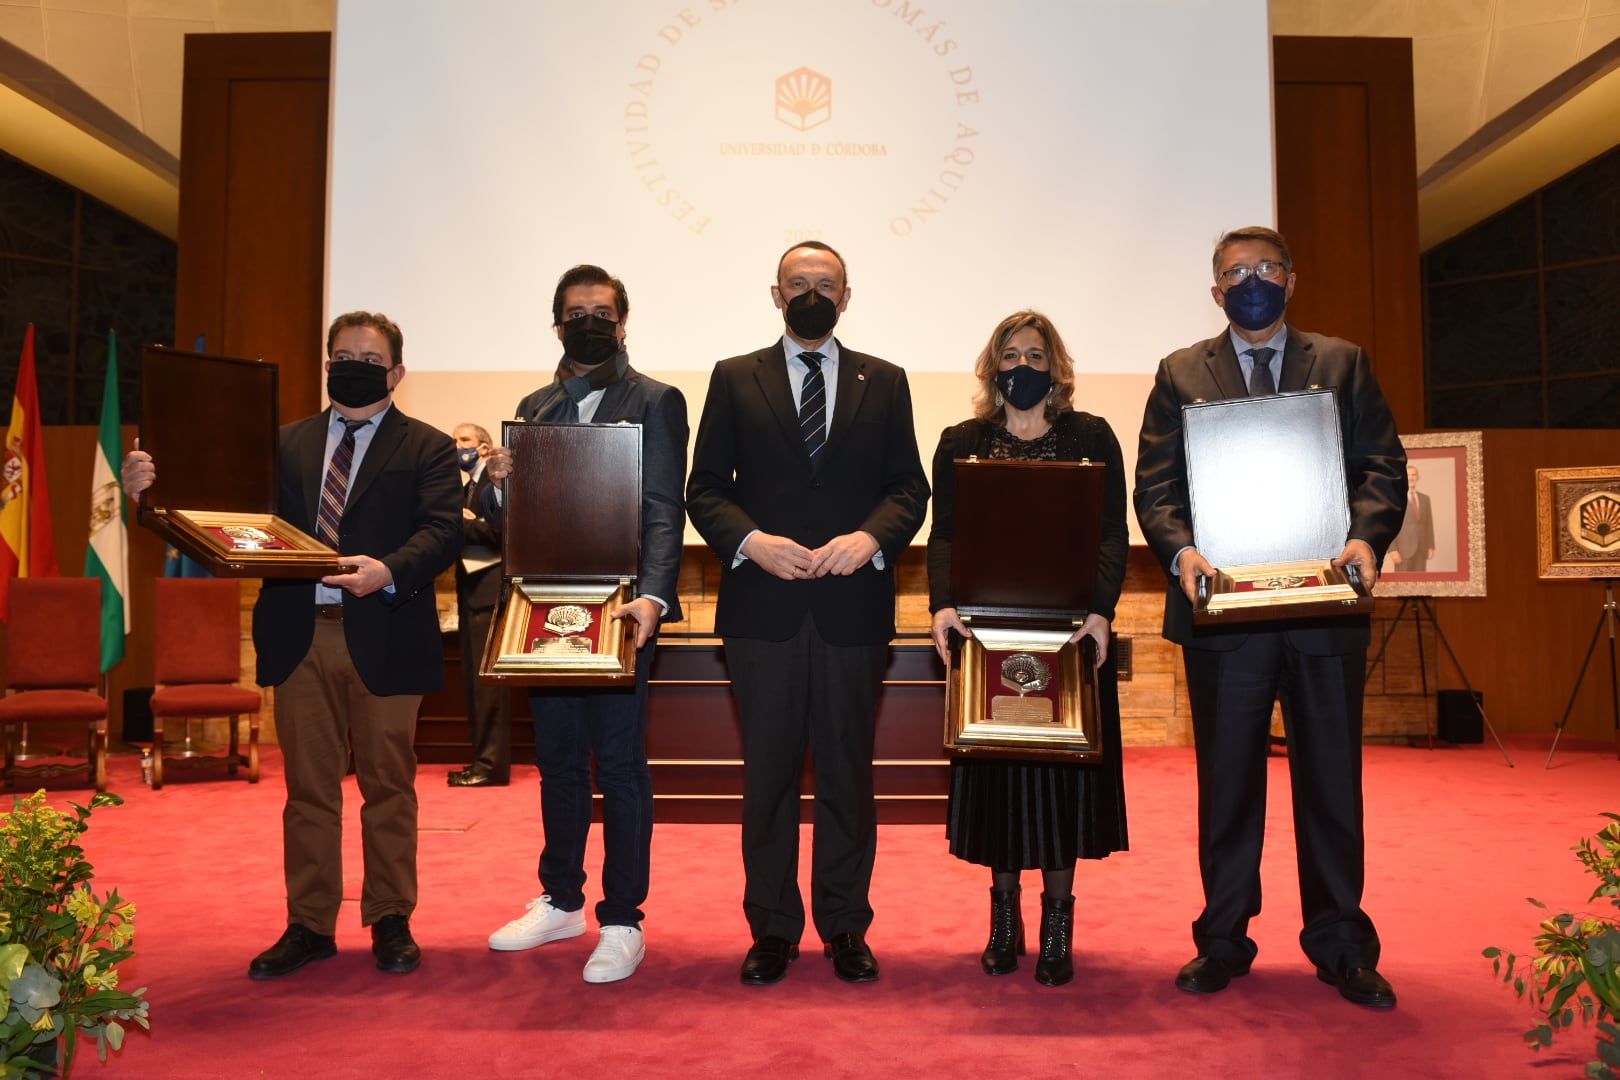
[561,314,621,368]
[996,365,1052,412]
[326,360,391,408]
[783,288,840,342]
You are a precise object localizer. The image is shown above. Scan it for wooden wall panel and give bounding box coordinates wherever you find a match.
[176,33,329,423]
[1275,36,1426,434]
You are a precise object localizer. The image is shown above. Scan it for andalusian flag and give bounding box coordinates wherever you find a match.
[85,330,129,670]
[0,324,60,620]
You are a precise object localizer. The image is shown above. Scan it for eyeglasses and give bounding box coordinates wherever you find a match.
[1218,260,1288,287]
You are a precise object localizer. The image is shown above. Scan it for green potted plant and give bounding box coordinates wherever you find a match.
[1485,812,1620,1079]
[0,791,148,1078]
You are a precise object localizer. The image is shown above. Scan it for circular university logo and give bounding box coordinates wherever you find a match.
[1572,491,1620,551]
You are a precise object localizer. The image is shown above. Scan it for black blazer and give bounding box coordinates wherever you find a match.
[1133,327,1406,653]
[253,405,464,693]
[687,340,930,646]
[926,412,1129,622]
[513,366,689,622]
[457,467,503,611]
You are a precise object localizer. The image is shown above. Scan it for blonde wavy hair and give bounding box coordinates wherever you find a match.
[971,310,1076,424]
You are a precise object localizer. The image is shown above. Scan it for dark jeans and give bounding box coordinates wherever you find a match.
[529,636,656,927]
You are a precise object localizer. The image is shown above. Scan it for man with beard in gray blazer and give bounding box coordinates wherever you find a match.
[1134,227,1406,1009]
[483,265,688,985]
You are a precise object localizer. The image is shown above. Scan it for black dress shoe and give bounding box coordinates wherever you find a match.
[740,936,799,985]
[248,924,336,980]
[1317,965,1397,1008]
[447,768,508,788]
[371,914,421,974]
[823,932,880,984]
[1174,954,1249,994]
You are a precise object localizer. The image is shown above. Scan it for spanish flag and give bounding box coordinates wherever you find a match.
[0,325,61,621]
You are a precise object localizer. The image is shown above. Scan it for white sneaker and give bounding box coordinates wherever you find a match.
[582,925,645,984]
[487,895,587,951]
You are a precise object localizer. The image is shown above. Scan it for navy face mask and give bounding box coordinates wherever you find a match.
[996,365,1052,411]
[1221,275,1288,331]
[456,447,480,473]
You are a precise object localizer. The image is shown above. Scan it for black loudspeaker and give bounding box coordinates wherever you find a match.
[1437,690,1484,743]
[122,687,154,744]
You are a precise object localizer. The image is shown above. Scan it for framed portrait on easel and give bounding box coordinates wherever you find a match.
[1376,431,1486,598]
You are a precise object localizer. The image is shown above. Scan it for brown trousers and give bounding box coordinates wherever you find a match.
[275,618,421,935]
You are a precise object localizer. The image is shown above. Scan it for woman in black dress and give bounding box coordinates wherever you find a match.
[927,310,1129,987]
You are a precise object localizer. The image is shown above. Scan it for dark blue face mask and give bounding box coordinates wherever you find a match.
[456,447,480,473]
[1222,275,1288,331]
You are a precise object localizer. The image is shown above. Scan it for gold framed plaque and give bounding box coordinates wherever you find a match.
[150,510,355,576]
[484,579,636,685]
[138,345,353,578]
[1537,466,1620,579]
[944,625,1101,763]
[1195,558,1371,621]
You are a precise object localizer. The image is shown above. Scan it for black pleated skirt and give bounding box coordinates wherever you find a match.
[946,662,1128,870]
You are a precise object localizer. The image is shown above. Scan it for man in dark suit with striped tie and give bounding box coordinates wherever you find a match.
[687,242,929,986]
[122,312,463,980]
[1134,227,1407,1009]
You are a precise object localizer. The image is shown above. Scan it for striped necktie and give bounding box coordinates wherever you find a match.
[1246,347,1277,396]
[798,351,827,466]
[316,417,369,547]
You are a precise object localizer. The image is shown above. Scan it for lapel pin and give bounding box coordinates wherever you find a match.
[857,373,866,382]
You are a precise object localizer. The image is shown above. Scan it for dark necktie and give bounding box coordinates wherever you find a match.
[317,417,369,547]
[799,352,827,466]
[1246,347,1277,396]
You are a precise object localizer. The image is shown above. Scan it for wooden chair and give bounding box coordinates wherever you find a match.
[148,578,261,790]
[0,578,108,792]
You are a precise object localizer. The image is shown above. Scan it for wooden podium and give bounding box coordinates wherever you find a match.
[480,421,642,687]
[1183,389,1373,624]
[942,458,1106,763]
[137,346,352,577]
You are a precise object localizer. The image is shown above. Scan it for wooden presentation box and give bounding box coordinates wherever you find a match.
[137,346,351,577]
[481,421,642,687]
[1183,388,1372,624]
[942,458,1106,764]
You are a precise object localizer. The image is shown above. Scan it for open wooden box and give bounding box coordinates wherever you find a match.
[942,458,1107,764]
[480,421,642,687]
[137,346,352,577]
[1183,388,1373,624]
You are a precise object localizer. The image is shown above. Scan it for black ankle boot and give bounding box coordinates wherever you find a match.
[980,886,1024,975]
[1035,893,1074,987]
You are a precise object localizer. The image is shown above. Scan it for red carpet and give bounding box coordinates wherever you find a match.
[18,735,1618,1079]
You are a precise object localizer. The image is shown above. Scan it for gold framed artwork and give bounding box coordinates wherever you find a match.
[944,627,1102,763]
[483,579,636,684]
[1377,431,1487,598]
[1536,466,1620,579]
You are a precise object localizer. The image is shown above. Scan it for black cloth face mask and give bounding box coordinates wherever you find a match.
[996,365,1052,411]
[561,314,621,368]
[783,288,840,341]
[326,359,391,408]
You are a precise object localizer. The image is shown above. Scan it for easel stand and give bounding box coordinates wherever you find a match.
[1545,579,1620,769]
[1365,595,1514,767]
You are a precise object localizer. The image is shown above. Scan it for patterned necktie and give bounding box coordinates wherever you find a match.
[316,417,369,547]
[1246,347,1278,396]
[798,351,827,466]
